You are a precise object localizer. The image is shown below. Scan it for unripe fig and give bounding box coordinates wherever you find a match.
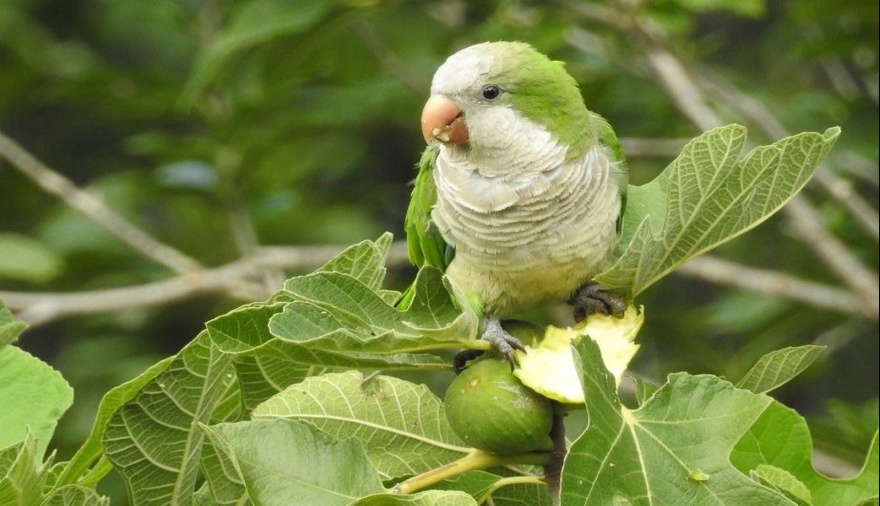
[444,358,553,454]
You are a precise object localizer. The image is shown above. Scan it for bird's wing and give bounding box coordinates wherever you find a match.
[592,112,629,231]
[404,143,453,270]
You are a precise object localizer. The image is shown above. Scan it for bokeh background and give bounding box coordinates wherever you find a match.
[1,0,877,502]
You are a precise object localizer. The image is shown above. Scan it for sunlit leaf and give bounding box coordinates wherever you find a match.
[736,346,825,394]
[348,490,478,506]
[0,301,26,349]
[252,371,469,480]
[102,334,237,506]
[270,265,478,355]
[42,485,110,506]
[201,419,385,506]
[53,355,173,490]
[0,346,72,459]
[732,402,879,505]
[595,126,841,296]
[0,433,44,506]
[561,337,792,505]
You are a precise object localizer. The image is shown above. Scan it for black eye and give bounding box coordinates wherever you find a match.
[481,85,501,100]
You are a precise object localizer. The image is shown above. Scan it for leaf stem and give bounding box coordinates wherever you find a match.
[478,475,545,504]
[390,450,549,495]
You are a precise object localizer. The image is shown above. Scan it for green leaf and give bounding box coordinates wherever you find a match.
[200,419,385,506]
[595,126,840,296]
[204,302,312,411]
[195,422,248,506]
[632,377,661,407]
[271,266,478,354]
[317,232,394,293]
[487,481,555,506]
[752,465,813,506]
[561,337,793,505]
[348,490,478,506]
[102,333,237,506]
[427,471,508,500]
[252,371,470,480]
[204,235,469,382]
[0,301,26,350]
[736,346,825,394]
[432,472,552,506]
[0,233,63,284]
[0,346,73,459]
[181,0,335,105]
[673,0,766,17]
[206,302,446,413]
[0,433,44,506]
[732,401,879,505]
[53,355,175,489]
[41,485,110,506]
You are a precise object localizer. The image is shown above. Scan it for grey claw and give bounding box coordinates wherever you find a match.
[481,317,525,370]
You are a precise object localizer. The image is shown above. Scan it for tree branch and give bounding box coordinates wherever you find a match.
[0,131,202,274]
[0,242,410,328]
[783,196,880,315]
[676,255,877,320]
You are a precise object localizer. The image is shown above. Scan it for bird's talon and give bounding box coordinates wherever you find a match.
[480,317,525,370]
[569,282,627,321]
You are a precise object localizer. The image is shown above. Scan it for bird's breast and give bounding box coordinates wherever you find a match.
[432,146,621,315]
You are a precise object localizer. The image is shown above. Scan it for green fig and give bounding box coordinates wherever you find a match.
[444,358,553,454]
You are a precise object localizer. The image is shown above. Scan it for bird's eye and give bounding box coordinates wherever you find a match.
[481,85,501,100]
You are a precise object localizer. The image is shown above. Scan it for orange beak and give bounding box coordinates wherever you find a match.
[420,95,469,144]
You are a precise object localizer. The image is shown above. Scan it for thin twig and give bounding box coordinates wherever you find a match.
[783,196,880,315]
[676,255,877,320]
[0,131,202,274]
[641,47,723,131]
[811,171,880,241]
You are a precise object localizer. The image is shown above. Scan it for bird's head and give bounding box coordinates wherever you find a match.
[421,41,592,161]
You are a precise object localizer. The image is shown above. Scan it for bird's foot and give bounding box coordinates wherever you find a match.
[453,316,526,373]
[569,282,627,322]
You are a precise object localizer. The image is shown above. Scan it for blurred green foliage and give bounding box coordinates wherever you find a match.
[0,0,877,502]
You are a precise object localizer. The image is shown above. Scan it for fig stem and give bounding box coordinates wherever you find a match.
[390,449,549,495]
[544,407,567,506]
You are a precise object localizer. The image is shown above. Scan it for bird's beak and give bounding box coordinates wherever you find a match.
[421,95,469,144]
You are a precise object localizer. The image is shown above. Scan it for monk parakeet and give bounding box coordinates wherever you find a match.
[405,41,627,368]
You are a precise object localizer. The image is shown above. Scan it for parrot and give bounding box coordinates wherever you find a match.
[404,41,627,369]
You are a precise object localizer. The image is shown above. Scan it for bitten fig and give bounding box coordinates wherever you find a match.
[444,358,553,454]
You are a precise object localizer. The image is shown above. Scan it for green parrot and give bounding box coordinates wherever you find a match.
[405,41,627,368]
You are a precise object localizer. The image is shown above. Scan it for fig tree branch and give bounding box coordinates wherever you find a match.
[0,242,409,327]
[676,256,877,319]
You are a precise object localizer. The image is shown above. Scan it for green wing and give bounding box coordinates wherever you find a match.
[404,143,452,270]
[592,112,628,231]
